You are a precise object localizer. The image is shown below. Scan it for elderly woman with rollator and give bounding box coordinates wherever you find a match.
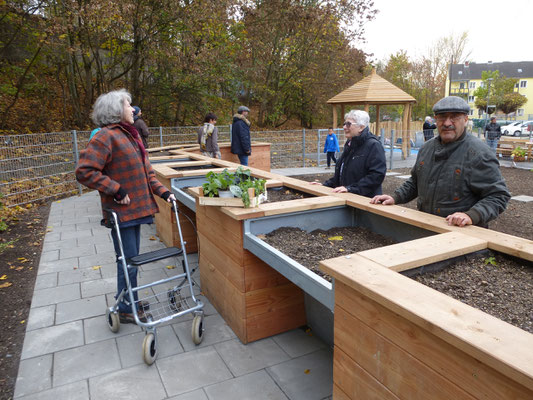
[76,89,175,324]
[312,109,386,197]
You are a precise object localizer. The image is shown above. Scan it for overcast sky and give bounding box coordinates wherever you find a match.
[360,0,533,64]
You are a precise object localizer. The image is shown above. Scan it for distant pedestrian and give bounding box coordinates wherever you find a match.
[198,112,221,159]
[133,106,150,148]
[231,106,251,165]
[484,116,502,153]
[423,116,436,141]
[323,128,340,169]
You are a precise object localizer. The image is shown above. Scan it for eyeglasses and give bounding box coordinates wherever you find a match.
[435,113,466,123]
[343,121,353,127]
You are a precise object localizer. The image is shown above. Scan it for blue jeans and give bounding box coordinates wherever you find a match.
[486,138,498,152]
[238,154,249,166]
[111,225,141,313]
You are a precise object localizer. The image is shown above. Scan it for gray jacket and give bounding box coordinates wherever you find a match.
[393,131,510,227]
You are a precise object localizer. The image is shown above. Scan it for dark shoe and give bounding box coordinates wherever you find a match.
[119,309,151,324]
[138,300,150,311]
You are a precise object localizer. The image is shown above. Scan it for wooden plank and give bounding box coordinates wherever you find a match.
[335,281,533,400]
[196,213,243,265]
[319,258,533,393]
[164,160,212,168]
[243,252,291,291]
[358,231,487,272]
[334,348,400,400]
[245,301,306,343]
[335,306,476,399]
[244,282,305,318]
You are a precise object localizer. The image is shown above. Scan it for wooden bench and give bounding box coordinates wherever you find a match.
[496,138,533,159]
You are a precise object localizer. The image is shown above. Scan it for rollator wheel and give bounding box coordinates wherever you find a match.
[168,289,183,312]
[106,308,120,333]
[191,315,204,345]
[142,333,157,365]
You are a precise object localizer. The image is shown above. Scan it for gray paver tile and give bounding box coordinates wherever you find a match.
[62,216,90,226]
[511,195,533,202]
[42,238,77,253]
[59,244,96,260]
[55,295,106,324]
[53,339,121,386]
[205,370,288,400]
[47,224,76,234]
[100,262,118,279]
[157,347,232,397]
[272,328,327,358]
[80,277,115,298]
[172,314,236,352]
[78,233,112,246]
[94,242,115,254]
[43,232,61,243]
[396,175,411,179]
[21,321,84,360]
[75,221,96,231]
[57,266,101,285]
[34,273,57,290]
[215,338,290,377]
[84,315,141,344]
[167,389,208,400]
[116,325,183,368]
[60,230,93,240]
[78,252,115,269]
[14,354,52,398]
[39,250,59,263]
[89,363,166,400]
[38,257,79,275]
[266,349,333,400]
[16,380,88,400]
[26,305,55,331]
[31,283,80,308]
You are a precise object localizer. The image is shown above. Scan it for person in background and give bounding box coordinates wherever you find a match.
[311,110,386,197]
[76,89,176,323]
[231,105,251,165]
[198,112,221,159]
[323,127,340,169]
[370,96,510,227]
[484,116,502,153]
[423,116,436,141]
[89,127,101,141]
[133,106,150,149]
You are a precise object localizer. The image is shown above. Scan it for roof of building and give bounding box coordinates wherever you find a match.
[327,69,416,105]
[450,61,533,81]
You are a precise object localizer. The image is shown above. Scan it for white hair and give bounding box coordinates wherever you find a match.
[345,109,370,127]
[425,116,432,122]
[91,89,132,127]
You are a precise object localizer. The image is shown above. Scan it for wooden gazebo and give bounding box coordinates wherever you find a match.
[327,69,416,158]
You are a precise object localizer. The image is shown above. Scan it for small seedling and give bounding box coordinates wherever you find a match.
[484,256,497,266]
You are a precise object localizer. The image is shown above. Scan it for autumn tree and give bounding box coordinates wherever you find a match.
[473,70,526,116]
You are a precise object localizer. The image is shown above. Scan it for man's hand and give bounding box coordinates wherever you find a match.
[370,195,395,205]
[167,193,176,202]
[445,212,472,227]
[309,181,322,185]
[332,186,348,193]
[116,194,130,205]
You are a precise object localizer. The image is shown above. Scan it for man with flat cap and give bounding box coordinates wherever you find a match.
[370,96,510,227]
[231,105,252,165]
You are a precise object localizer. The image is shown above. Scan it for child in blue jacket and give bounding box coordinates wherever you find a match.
[324,128,340,169]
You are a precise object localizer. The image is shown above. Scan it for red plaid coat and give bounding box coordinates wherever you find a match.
[76,124,168,223]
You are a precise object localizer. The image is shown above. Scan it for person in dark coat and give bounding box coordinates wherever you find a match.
[231,105,251,165]
[133,106,150,148]
[423,116,436,141]
[312,110,386,197]
[76,89,175,323]
[484,116,502,152]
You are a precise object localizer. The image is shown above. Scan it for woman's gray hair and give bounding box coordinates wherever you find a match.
[91,89,132,127]
[344,109,370,127]
[425,116,432,122]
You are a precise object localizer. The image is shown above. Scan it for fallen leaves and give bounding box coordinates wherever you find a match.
[328,236,343,241]
[92,265,102,270]
[0,275,7,280]
[166,265,176,269]
[149,236,157,241]
[0,282,13,289]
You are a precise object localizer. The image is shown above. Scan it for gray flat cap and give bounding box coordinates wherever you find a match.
[432,96,470,115]
[237,105,250,113]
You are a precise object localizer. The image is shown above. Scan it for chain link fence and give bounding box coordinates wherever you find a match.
[1,126,421,207]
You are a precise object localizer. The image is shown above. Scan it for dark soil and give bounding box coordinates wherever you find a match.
[262,226,395,281]
[413,253,533,333]
[0,203,50,400]
[292,166,533,240]
[264,187,313,203]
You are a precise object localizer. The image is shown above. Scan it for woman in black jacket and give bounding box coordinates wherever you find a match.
[319,110,386,197]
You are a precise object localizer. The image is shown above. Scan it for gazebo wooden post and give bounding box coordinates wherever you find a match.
[376,105,381,139]
[407,103,412,156]
[332,105,338,128]
[402,103,409,159]
[364,103,369,112]
[340,104,345,124]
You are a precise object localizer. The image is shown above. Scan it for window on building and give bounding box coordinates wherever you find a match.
[515,83,519,89]
[468,96,475,103]
[469,110,474,116]
[520,81,527,88]
[469,82,476,89]
[518,109,524,116]
[459,82,465,89]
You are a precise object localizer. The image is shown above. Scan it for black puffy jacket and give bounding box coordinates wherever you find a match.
[323,127,386,197]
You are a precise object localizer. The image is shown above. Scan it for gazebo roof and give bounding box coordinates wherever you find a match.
[327,69,416,105]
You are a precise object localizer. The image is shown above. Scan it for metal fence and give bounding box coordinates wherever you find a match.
[0,125,421,207]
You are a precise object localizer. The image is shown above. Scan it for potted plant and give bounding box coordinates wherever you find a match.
[202,169,235,197]
[511,146,526,162]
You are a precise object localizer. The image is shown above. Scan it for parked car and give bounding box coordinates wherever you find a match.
[500,121,523,135]
[508,121,533,137]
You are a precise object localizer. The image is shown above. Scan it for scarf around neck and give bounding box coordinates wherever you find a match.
[119,122,147,160]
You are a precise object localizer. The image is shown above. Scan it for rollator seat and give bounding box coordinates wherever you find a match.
[128,247,183,266]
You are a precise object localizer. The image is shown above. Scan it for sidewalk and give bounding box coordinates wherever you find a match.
[14,191,332,400]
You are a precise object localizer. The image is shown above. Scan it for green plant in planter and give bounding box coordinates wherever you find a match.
[511,146,526,160]
[202,169,235,197]
[202,167,266,207]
